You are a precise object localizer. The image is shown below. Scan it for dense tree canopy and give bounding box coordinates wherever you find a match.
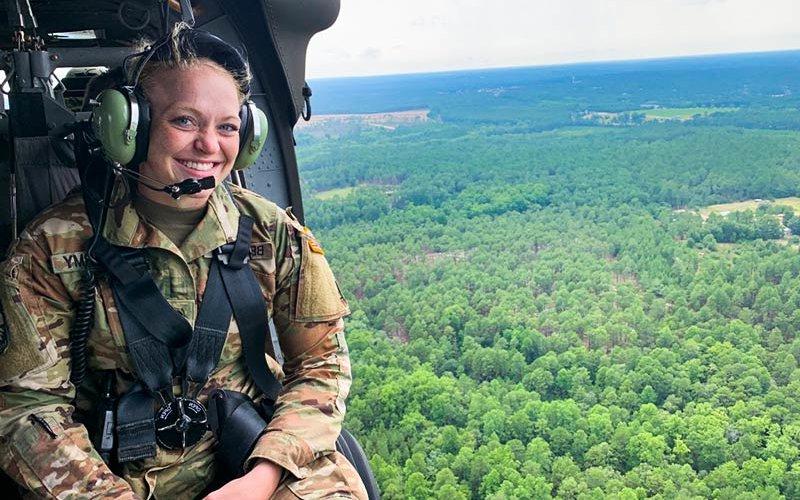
[297,52,800,498]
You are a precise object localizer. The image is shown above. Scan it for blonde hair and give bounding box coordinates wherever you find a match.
[129,23,251,103]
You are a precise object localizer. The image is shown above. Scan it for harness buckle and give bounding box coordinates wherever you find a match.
[215,243,250,268]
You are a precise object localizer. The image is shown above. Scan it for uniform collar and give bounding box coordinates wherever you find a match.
[101,180,240,262]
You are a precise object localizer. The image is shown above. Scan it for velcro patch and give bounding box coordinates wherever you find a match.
[50,251,87,274]
[295,236,349,322]
[249,242,273,261]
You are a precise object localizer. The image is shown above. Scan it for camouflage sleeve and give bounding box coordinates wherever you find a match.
[0,233,138,498]
[246,208,351,479]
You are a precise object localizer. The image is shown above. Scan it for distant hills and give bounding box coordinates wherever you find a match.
[308,50,800,126]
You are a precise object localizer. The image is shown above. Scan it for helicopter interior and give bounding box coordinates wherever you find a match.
[0,1,385,498]
[0,0,341,257]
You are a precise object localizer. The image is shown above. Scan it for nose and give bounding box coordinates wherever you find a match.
[194,127,221,155]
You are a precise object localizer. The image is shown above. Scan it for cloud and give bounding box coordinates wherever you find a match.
[359,47,382,60]
[306,0,800,78]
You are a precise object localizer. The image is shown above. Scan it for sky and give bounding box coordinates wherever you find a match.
[305,0,800,79]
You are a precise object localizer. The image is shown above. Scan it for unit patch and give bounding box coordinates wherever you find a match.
[51,251,87,274]
[4,255,25,282]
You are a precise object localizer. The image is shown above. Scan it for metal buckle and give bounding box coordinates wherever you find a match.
[214,244,250,267]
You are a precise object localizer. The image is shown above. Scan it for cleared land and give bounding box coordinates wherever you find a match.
[295,109,430,130]
[582,107,737,125]
[636,107,738,121]
[314,186,357,200]
[698,197,800,219]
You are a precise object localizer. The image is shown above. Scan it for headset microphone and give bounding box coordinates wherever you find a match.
[113,163,216,199]
[163,176,216,199]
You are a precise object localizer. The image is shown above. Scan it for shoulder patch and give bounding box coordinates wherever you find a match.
[294,234,349,323]
[50,252,87,274]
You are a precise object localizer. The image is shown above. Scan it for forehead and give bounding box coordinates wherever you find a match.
[145,62,241,115]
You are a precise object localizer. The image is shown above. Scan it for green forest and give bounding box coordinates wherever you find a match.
[296,53,800,499]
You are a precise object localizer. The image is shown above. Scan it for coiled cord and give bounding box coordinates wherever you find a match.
[69,265,97,385]
[0,308,8,355]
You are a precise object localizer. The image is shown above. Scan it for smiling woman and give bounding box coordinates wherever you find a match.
[137,61,242,209]
[0,25,367,500]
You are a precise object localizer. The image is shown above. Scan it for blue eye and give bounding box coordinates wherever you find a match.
[171,116,195,128]
[219,123,239,134]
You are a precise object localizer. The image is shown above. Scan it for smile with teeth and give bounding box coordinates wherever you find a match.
[177,159,217,172]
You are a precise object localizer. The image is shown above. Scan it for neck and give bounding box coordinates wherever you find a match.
[134,195,208,247]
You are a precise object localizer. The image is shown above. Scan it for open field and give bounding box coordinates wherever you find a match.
[313,186,357,200]
[698,197,800,219]
[636,107,738,121]
[295,109,430,130]
[582,107,737,125]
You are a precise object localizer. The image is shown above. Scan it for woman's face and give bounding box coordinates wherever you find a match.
[137,61,241,208]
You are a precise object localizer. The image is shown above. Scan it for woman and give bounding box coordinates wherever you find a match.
[0,26,367,499]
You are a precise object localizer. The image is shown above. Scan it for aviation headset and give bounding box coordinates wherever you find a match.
[91,29,268,172]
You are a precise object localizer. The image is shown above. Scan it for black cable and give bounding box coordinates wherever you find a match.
[0,307,9,355]
[68,265,96,385]
[69,127,111,386]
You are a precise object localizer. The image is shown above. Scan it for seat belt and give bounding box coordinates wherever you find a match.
[111,215,284,462]
[217,215,282,404]
[113,249,232,461]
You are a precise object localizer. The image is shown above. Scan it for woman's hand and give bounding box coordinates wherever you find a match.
[203,460,283,500]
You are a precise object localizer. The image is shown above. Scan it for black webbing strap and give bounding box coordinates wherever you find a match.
[184,259,232,385]
[218,215,282,403]
[113,245,234,462]
[117,383,157,462]
[93,238,192,350]
[110,212,283,462]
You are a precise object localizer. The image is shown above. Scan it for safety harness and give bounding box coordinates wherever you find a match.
[78,173,281,473]
[75,168,380,496]
[94,214,277,462]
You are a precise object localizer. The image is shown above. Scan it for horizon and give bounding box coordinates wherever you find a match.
[307,46,800,84]
[305,0,800,80]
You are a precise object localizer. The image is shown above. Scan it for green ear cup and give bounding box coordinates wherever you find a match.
[92,89,139,165]
[233,104,268,170]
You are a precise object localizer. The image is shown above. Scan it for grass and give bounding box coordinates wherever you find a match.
[698,197,800,219]
[314,186,357,200]
[636,107,738,121]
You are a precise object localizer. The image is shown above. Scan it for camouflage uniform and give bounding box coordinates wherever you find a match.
[0,182,368,499]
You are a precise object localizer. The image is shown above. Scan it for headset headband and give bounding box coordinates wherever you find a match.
[128,29,250,96]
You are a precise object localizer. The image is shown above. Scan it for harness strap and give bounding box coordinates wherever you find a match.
[94,238,193,351]
[96,209,283,462]
[218,215,282,403]
[184,258,232,385]
[116,383,157,463]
